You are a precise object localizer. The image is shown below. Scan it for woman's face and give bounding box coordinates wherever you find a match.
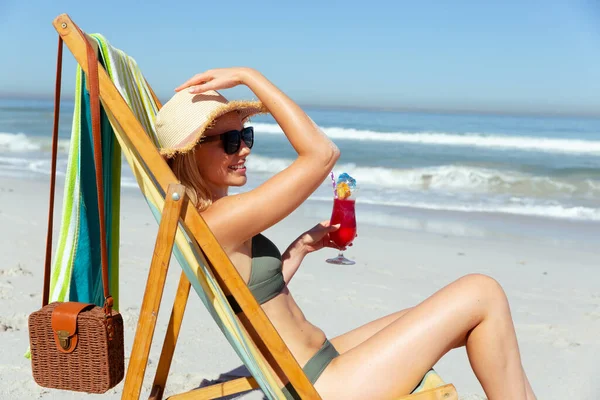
[194,111,250,199]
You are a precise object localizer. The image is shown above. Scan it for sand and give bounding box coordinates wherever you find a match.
[1,176,599,399]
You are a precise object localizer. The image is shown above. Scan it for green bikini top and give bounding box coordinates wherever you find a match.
[226,233,285,313]
[248,233,285,305]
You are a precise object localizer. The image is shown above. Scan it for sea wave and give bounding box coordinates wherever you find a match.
[1,152,598,222]
[1,145,598,199]
[0,155,66,176]
[308,195,600,222]
[0,132,42,152]
[0,132,71,153]
[247,156,600,198]
[361,199,600,222]
[252,123,600,155]
[4,126,600,157]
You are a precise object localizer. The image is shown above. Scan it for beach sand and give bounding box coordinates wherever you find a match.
[2,176,599,399]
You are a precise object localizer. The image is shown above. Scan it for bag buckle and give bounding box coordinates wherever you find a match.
[56,330,71,350]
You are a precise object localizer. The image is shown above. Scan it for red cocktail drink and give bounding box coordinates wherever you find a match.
[329,199,356,248]
[326,198,357,265]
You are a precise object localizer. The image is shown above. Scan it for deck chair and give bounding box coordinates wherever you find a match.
[52,14,458,400]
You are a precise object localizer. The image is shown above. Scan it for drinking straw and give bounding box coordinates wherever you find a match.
[330,171,337,199]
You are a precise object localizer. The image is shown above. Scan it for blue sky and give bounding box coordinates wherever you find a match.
[0,0,599,115]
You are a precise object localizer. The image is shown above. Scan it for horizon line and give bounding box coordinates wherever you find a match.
[1,92,599,119]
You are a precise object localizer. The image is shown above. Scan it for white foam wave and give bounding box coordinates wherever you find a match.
[349,165,600,197]
[367,200,600,221]
[0,132,70,153]
[246,155,292,174]
[308,195,600,222]
[247,155,600,197]
[0,155,66,177]
[0,132,41,152]
[252,123,600,155]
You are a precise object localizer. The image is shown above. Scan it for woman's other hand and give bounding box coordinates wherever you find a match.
[299,221,343,253]
[175,67,257,94]
[282,220,341,283]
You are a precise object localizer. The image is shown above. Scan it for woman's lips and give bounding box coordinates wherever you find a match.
[228,163,246,173]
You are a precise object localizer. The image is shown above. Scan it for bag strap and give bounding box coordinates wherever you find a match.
[42,36,63,308]
[42,34,114,327]
[83,33,114,320]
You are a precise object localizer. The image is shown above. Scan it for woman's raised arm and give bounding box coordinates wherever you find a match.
[177,68,340,248]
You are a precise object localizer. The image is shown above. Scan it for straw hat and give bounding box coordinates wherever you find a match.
[155,90,268,158]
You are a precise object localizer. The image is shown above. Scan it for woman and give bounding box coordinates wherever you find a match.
[154,67,536,400]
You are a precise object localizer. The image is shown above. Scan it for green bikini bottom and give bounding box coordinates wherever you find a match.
[279,340,443,398]
[281,339,339,399]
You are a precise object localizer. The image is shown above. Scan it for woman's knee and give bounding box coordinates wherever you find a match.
[458,273,509,310]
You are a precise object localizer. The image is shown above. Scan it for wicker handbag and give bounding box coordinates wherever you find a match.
[28,33,125,393]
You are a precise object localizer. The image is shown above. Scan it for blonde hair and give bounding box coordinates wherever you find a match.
[168,149,213,212]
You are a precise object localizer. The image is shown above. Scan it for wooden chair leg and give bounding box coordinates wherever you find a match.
[121,184,186,400]
[166,377,259,400]
[149,270,191,400]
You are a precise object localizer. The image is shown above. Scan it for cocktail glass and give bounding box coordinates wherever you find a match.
[326,198,356,265]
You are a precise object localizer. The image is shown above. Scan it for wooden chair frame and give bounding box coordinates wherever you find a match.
[52,14,458,400]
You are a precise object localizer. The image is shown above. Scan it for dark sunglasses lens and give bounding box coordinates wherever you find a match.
[224,131,240,154]
[222,127,254,154]
[242,127,254,149]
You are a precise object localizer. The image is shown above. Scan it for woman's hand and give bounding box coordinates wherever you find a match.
[281,220,342,284]
[298,220,343,253]
[175,67,256,94]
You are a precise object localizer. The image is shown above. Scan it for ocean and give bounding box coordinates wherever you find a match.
[1,97,599,243]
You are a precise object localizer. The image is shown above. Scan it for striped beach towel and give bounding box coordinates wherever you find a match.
[48,42,121,309]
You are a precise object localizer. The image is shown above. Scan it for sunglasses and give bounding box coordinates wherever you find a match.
[201,126,254,155]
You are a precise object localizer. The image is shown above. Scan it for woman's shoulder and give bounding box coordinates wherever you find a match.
[199,194,260,248]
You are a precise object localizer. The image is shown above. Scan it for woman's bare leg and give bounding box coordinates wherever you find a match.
[331,308,413,354]
[332,284,536,399]
[524,367,536,400]
[314,274,535,400]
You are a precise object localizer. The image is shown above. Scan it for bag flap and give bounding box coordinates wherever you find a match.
[51,302,94,353]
